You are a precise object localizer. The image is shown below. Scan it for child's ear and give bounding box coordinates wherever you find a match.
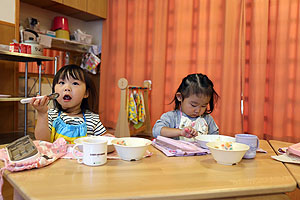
[84,90,89,98]
[176,92,182,102]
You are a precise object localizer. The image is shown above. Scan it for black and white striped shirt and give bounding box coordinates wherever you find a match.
[48,109,106,136]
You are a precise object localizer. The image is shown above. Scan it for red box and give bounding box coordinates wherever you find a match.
[27,45,31,54]
[20,44,27,53]
[9,43,19,53]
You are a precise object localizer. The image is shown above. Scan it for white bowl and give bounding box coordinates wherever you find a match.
[74,136,115,153]
[206,141,250,165]
[195,135,235,149]
[111,137,152,161]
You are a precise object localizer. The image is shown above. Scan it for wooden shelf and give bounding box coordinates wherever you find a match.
[0,50,54,62]
[43,36,93,53]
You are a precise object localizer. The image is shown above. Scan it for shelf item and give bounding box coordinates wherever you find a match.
[0,94,11,98]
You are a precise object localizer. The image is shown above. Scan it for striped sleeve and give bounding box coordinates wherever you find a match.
[48,109,59,131]
[85,111,106,136]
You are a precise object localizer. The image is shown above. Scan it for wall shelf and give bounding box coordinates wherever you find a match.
[41,35,93,53]
[0,50,54,62]
[0,50,55,135]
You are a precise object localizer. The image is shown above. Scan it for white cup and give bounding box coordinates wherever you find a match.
[72,137,107,166]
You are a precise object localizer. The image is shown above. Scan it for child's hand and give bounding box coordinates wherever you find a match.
[102,133,115,137]
[181,127,198,138]
[31,95,49,114]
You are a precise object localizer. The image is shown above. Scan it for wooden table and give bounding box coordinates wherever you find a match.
[269,140,300,188]
[2,140,297,200]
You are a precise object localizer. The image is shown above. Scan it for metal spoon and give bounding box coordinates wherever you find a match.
[20,93,59,104]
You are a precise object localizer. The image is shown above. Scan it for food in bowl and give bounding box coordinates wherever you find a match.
[195,135,235,149]
[74,136,115,153]
[206,141,249,165]
[111,137,152,161]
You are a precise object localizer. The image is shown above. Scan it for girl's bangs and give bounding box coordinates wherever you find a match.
[59,67,85,81]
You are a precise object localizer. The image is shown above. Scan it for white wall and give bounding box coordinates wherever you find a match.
[20,2,102,46]
[0,0,15,24]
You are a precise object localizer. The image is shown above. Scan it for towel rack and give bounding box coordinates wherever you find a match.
[115,78,152,138]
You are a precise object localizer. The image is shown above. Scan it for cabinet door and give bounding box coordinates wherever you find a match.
[87,0,107,19]
[63,0,86,12]
[52,0,63,3]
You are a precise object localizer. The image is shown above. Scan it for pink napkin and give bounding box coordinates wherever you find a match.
[152,136,209,157]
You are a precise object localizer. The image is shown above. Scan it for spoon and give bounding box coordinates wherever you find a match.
[20,93,60,104]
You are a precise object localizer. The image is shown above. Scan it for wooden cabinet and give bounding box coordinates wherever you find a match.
[63,0,86,12]
[87,0,107,19]
[21,0,107,20]
[52,0,62,3]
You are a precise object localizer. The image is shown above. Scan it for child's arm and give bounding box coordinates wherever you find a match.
[153,111,198,138]
[31,96,51,141]
[160,127,198,138]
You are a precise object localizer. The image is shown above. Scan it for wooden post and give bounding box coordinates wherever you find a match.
[115,78,130,138]
[143,80,152,137]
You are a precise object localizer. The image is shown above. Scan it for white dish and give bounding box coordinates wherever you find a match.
[0,94,11,98]
[74,136,115,153]
[195,135,235,149]
[206,141,249,165]
[111,137,152,161]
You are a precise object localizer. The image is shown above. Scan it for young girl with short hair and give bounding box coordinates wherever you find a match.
[152,73,219,140]
[31,64,107,144]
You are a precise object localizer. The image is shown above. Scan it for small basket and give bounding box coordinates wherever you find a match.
[74,30,93,44]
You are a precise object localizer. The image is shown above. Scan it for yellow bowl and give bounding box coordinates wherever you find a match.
[55,29,70,40]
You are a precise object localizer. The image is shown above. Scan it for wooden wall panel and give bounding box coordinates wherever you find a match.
[0,22,18,136]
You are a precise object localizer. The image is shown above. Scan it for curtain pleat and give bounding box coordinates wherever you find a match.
[100,0,300,142]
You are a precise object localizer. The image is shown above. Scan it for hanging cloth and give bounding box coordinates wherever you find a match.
[138,89,145,123]
[128,90,138,124]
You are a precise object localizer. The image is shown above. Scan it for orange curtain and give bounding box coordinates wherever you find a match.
[100,0,300,142]
[244,0,300,142]
[100,0,244,136]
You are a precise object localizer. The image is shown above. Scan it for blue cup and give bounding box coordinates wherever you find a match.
[235,134,259,159]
